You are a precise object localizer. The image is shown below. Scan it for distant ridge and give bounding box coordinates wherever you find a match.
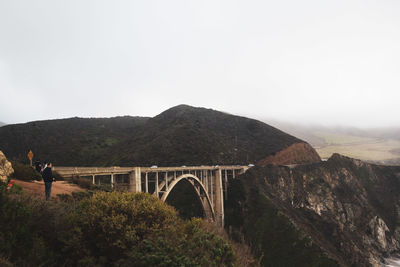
[0,121,5,127]
[0,105,319,166]
[265,120,400,165]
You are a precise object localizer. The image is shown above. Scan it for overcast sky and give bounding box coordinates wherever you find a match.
[1,0,399,127]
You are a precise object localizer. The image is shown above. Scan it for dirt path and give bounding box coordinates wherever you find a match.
[13,179,85,200]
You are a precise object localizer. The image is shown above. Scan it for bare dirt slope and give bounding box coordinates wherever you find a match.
[257,142,321,166]
[13,179,84,199]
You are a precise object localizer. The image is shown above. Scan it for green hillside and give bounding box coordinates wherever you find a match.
[0,184,244,266]
[0,116,149,165]
[0,105,302,166]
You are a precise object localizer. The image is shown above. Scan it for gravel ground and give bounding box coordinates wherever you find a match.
[13,179,84,200]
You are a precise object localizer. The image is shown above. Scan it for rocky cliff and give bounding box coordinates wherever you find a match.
[257,142,321,166]
[0,151,14,182]
[227,153,400,266]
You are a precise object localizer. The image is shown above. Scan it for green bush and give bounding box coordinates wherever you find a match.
[63,192,178,264]
[0,188,237,266]
[11,161,41,181]
[62,191,236,266]
[0,181,58,265]
[71,176,93,189]
[69,176,112,192]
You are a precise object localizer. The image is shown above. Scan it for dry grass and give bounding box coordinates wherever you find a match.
[314,131,375,145]
[313,131,400,162]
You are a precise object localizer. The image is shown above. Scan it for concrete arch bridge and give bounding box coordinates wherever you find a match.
[53,165,250,226]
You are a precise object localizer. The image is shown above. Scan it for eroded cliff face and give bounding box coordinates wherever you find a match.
[257,142,321,166]
[233,154,400,266]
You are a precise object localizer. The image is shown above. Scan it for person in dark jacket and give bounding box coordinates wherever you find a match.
[42,162,54,200]
[34,161,42,174]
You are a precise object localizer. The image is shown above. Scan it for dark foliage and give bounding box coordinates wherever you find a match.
[0,105,301,167]
[0,186,237,266]
[0,182,66,265]
[0,116,149,166]
[10,161,42,181]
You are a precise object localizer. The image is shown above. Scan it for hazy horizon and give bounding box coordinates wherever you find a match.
[2,104,400,132]
[1,1,399,127]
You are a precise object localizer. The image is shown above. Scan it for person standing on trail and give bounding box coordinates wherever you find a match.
[42,162,54,200]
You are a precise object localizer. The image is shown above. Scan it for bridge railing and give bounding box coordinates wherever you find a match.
[53,165,249,176]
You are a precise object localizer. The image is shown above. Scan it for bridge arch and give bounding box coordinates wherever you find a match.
[53,165,251,226]
[157,174,215,221]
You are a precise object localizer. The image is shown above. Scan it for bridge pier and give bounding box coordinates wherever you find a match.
[129,167,141,193]
[215,169,224,226]
[145,172,148,193]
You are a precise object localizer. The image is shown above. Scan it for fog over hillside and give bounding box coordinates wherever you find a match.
[1,1,400,127]
[265,119,400,165]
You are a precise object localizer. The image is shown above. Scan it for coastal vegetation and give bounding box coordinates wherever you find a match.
[0,105,301,167]
[9,161,42,181]
[0,182,250,266]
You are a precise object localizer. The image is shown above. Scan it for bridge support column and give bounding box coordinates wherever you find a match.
[129,167,142,193]
[155,172,159,197]
[145,172,148,193]
[215,168,224,227]
[224,170,228,200]
[165,172,168,191]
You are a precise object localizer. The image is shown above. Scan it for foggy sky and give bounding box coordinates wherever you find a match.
[1,0,400,127]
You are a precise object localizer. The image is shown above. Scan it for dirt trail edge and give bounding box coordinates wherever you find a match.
[13,180,85,200]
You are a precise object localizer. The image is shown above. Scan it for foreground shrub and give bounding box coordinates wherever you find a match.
[1,188,237,266]
[0,181,61,265]
[67,176,112,192]
[62,192,236,266]
[10,161,41,181]
[63,192,178,264]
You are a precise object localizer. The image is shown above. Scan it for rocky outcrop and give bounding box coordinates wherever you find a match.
[0,151,14,182]
[257,142,321,166]
[235,153,400,266]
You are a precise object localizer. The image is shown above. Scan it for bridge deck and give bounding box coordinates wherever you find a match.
[53,165,249,177]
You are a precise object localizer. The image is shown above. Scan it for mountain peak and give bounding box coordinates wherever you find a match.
[157,104,212,116]
[153,104,222,123]
[0,105,314,166]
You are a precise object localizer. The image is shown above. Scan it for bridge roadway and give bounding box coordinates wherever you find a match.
[53,165,251,226]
